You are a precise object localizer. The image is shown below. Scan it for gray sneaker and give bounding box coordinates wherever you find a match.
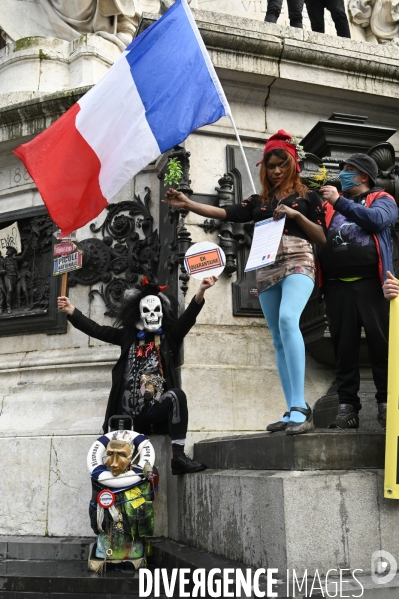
[328,403,359,429]
[377,403,387,429]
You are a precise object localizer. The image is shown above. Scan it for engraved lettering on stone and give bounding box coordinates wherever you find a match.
[0,166,32,193]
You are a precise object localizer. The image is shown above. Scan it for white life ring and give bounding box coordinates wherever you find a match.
[87,430,155,489]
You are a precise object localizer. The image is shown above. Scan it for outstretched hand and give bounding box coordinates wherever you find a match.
[57,295,75,315]
[383,271,399,300]
[195,276,218,304]
[162,188,191,210]
[320,185,340,205]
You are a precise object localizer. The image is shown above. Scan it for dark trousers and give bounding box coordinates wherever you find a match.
[305,0,351,37]
[265,0,304,28]
[324,279,389,410]
[133,388,188,440]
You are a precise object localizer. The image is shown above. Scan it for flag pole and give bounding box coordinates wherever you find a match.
[228,114,257,196]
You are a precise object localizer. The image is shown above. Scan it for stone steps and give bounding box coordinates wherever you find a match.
[171,467,394,576]
[165,426,399,577]
[0,537,274,599]
[0,537,93,561]
[0,537,148,598]
[0,559,140,597]
[194,430,385,471]
[2,537,399,598]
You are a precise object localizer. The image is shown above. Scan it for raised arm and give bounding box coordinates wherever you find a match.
[57,296,124,346]
[163,189,227,220]
[320,186,398,232]
[168,276,218,348]
[334,196,398,232]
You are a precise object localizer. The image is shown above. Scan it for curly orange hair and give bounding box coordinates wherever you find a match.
[259,149,308,204]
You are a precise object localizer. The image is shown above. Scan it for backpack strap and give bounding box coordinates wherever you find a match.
[323,200,336,228]
[365,190,396,208]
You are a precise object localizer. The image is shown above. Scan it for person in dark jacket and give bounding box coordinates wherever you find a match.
[57,275,217,474]
[320,154,398,429]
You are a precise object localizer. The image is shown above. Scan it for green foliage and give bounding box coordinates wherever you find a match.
[164,158,183,187]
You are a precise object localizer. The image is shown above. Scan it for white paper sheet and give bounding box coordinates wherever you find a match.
[244,216,285,272]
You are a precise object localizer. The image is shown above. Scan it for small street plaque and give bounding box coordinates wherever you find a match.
[53,250,83,275]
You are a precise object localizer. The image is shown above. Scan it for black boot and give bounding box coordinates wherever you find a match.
[328,403,359,430]
[171,454,207,475]
[378,403,387,429]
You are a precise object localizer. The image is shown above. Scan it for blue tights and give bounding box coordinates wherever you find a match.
[259,274,314,423]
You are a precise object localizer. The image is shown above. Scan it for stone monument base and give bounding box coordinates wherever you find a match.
[162,430,399,578]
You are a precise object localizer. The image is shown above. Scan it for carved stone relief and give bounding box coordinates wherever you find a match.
[0,0,197,50]
[0,206,66,337]
[348,0,399,43]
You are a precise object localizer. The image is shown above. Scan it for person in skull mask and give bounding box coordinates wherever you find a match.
[57,275,217,474]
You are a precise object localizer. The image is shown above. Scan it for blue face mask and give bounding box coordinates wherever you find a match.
[339,170,362,192]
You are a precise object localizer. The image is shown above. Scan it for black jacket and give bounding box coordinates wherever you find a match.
[68,296,204,432]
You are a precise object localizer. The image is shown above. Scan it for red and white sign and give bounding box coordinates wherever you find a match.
[97,489,116,509]
[54,241,76,257]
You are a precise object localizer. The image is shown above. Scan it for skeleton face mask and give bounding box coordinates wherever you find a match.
[139,295,163,332]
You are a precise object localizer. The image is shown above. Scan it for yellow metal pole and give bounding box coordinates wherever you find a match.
[384,292,399,498]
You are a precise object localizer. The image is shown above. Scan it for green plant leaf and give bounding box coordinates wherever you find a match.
[164,158,183,187]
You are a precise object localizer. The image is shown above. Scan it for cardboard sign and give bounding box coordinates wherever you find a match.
[0,221,21,257]
[184,241,225,280]
[54,241,76,257]
[53,250,83,275]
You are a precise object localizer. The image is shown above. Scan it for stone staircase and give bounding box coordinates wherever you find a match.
[0,536,280,598]
[0,537,140,598]
[161,377,399,591]
[2,377,399,598]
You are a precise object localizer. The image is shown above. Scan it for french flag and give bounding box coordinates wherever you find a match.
[14,0,231,236]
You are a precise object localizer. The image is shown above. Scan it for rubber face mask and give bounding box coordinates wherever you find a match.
[105,440,132,476]
[139,295,163,332]
[339,170,362,192]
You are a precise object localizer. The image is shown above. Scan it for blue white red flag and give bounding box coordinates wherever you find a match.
[14,0,231,236]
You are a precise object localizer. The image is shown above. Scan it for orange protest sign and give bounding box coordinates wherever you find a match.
[184,241,226,280]
[185,248,224,276]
